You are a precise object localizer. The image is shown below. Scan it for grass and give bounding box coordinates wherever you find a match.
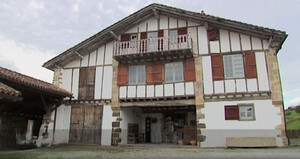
[285,110,300,130]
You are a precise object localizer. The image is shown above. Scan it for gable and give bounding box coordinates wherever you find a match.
[43,3,287,71]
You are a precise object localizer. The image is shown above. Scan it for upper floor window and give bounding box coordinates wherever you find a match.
[165,62,184,82]
[129,65,146,84]
[78,67,96,100]
[211,51,257,81]
[117,58,195,86]
[223,54,245,79]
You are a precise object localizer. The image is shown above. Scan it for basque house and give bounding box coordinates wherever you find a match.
[43,4,288,147]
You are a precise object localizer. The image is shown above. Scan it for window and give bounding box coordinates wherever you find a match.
[223,54,245,79]
[239,105,254,120]
[78,67,96,100]
[224,104,255,121]
[165,62,183,82]
[129,65,145,84]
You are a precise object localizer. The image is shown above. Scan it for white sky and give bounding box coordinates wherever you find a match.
[0,0,299,108]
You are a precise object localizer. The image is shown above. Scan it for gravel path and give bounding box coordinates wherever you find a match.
[1,144,300,159]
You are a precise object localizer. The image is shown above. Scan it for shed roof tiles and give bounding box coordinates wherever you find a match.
[0,66,72,97]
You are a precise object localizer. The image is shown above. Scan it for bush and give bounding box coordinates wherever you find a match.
[285,111,292,116]
[295,106,300,114]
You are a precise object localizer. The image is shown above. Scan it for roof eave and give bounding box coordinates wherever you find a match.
[43,3,287,69]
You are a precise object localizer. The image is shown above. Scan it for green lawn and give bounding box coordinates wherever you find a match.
[285,110,300,130]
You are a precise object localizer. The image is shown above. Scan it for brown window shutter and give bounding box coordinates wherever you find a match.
[121,34,130,42]
[153,61,163,84]
[146,63,154,84]
[117,65,128,85]
[78,67,95,100]
[158,30,164,51]
[184,58,196,82]
[211,53,224,80]
[178,27,187,35]
[158,30,164,37]
[141,32,147,39]
[79,67,88,87]
[208,29,218,41]
[224,105,239,120]
[244,51,257,78]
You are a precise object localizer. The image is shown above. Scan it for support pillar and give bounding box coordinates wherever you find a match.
[111,59,122,146]
[266,48,288,146]
[194,56,206,147]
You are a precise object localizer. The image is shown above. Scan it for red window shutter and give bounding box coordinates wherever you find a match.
[211,53,224,80]
[178,27,187,35]
[244,51,257,78]
[158,30,164,37]
[117,65,128,85]
[158,30,164,51]
[224,105,239,120]
[184,58,196,82]
[208,29,218,41]
[146,63,154,84]
[153,61,163,84]
[121,34,130,42]
[141,32,147,39]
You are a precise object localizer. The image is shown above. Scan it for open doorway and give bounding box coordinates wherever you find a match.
[120,106,196,145]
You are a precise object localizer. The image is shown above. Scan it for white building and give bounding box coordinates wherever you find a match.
[43,3,288,147]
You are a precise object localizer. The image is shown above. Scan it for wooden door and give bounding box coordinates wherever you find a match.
[69,105,103,144]
[145,117,151,143]
[147,32,158,52]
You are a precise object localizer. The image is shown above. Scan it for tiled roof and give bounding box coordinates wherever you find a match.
[43,3,287,71]
[0,82,21,97]
[0,66,72,97]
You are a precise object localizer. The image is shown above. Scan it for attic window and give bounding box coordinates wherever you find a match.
[208,29,219,41]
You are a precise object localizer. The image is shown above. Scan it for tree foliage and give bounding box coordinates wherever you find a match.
[295,105,300,114]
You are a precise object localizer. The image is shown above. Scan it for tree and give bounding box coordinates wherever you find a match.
[295,105,300,114]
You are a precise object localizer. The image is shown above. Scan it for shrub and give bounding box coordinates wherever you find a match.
[295,106,300,114]
[285,111,292,116]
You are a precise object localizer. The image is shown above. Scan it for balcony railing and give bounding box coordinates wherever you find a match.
[114,35,192,56]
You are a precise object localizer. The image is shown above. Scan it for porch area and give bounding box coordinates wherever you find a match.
[119,105,197,145]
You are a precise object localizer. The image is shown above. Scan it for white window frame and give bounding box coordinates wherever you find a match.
[165,62,184,83]
[239,104,255,120]
[223,54,245,79]
[128,65,145,85]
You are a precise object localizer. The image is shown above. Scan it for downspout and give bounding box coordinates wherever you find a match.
[52,107,57,145]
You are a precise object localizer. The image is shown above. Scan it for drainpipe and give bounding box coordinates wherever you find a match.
[52,107,57,145]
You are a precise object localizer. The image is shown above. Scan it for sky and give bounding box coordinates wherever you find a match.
[0,0,299,108]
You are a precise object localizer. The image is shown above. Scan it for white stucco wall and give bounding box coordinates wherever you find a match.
[201,100,283,147]
[44,104,71,145]
[101,105,116,146]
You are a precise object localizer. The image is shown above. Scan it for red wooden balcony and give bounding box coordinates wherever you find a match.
[114,35,193,63]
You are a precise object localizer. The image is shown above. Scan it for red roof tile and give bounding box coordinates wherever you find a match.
[0,82,21,97]
[0,66,72,97]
